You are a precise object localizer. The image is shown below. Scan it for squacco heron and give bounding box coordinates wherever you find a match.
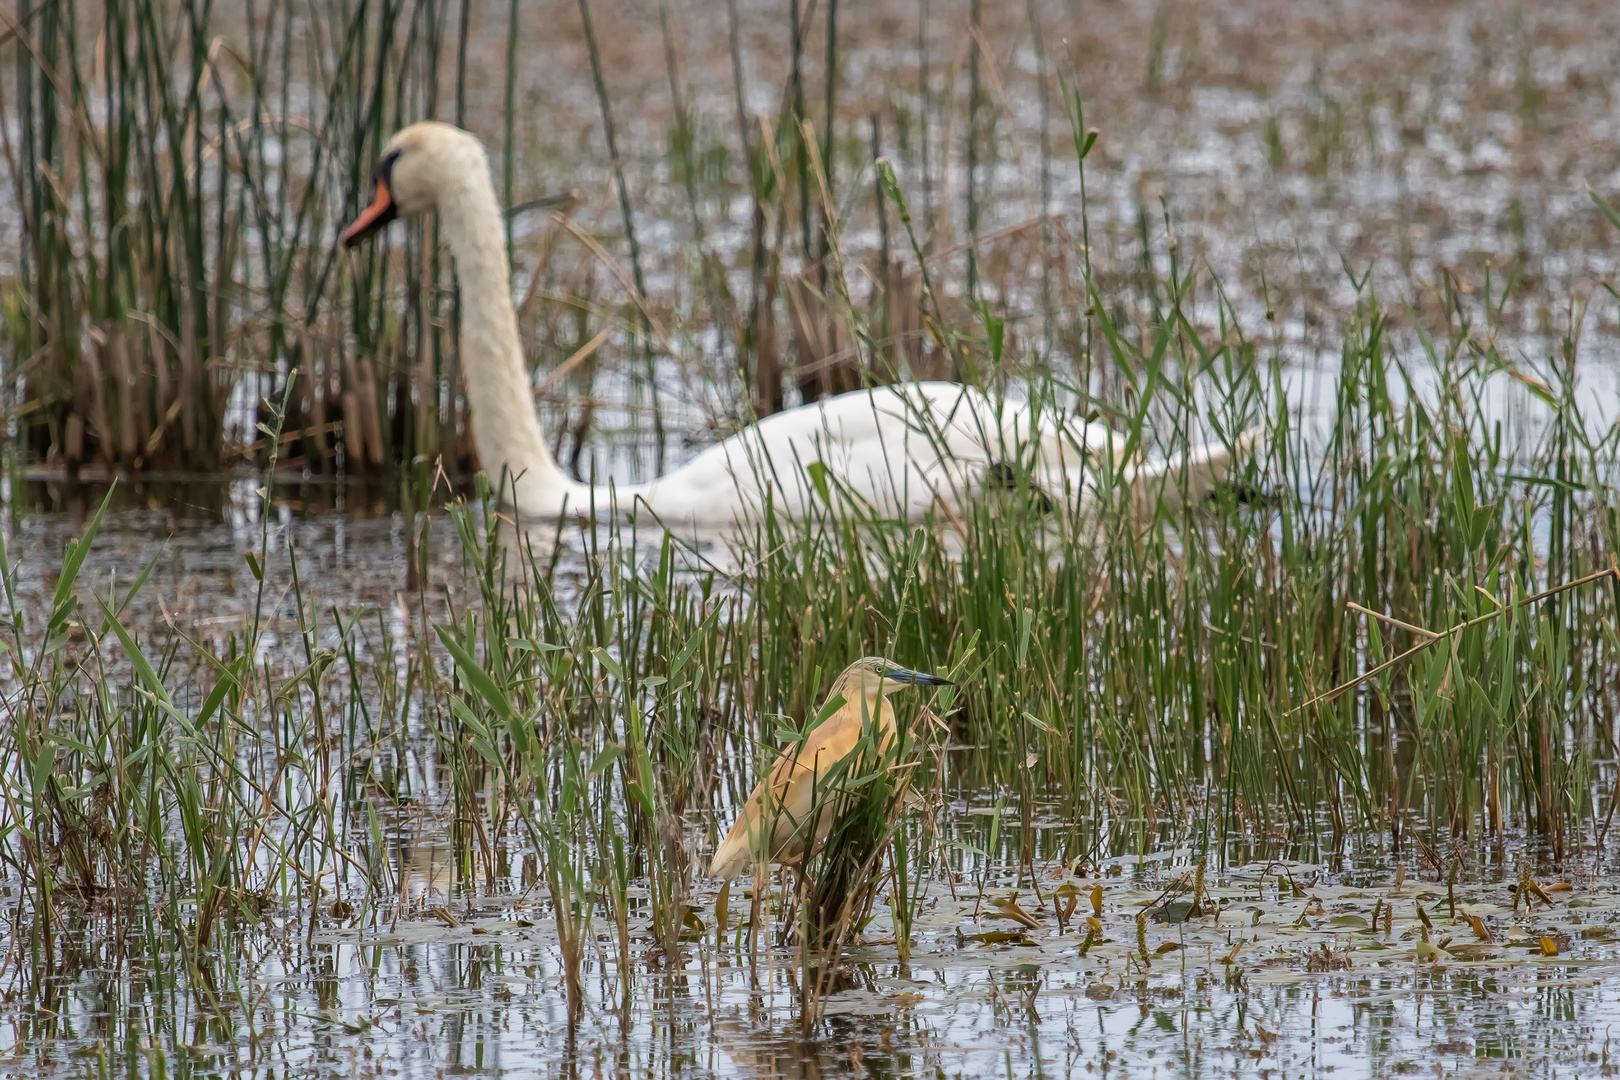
[709,657,954,880]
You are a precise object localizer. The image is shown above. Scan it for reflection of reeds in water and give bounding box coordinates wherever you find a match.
[398,841,459,906]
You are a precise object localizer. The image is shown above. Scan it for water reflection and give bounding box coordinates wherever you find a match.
[6,830,1620,1078]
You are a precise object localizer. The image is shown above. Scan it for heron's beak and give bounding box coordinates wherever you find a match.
[885,666,955,687]
[341,177,397,247]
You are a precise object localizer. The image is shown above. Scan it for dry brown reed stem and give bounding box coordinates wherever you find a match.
[550,212,679,362]
[536,328,613,400]
[934,30,972,253]
[921,212,1061,269]
[966,0,981,298]
[964,23,1035,222]
[1344,602,1441,642]
[1290,566,1620,716]
[796,119,855,395]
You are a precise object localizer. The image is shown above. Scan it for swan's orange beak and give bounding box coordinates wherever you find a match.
[341,177,397,247]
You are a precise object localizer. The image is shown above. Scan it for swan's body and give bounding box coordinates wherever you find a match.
[602,380,1112,523]
[343,122,1250,526]
[707,658,952,880]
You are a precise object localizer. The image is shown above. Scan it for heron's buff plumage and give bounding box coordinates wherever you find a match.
[708,660,922,880]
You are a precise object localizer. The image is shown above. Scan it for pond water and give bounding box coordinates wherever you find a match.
[1,479,1617,1080]
[27,853,1620,1080]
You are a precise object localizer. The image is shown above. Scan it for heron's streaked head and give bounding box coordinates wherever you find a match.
[837,656,955,699]
[341,122,489,247]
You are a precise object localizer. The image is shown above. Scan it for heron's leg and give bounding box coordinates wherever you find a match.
[782,852,810,903]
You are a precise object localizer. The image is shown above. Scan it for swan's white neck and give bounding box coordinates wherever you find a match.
[437,166,601,518]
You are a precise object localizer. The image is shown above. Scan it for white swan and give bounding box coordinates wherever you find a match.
[341,122,1251,527]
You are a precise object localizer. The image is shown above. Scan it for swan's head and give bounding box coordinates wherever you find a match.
[341,122,488,247]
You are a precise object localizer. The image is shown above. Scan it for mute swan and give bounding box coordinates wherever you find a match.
[342,122,1249,526]
[708,657,952,880]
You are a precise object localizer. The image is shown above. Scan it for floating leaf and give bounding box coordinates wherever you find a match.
[988,894,1041,930]
[1152,901,1196,925]
[962,930,1036,946]
[1447,943,1498,960]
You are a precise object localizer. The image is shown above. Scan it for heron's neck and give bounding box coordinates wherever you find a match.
[437,169,587,517]
[834,689,895,735]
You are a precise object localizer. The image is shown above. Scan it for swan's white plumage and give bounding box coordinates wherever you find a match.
[352,122,1253,527]
[628,381,1105,523]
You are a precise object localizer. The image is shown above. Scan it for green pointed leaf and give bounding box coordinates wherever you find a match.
[668,605,722,677]
[591,647,624,681]
[102,604,174,710]
[50,485,115,637]
[806,460,831,504]
[435,626,514,720]
[1591,187,1620,231]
